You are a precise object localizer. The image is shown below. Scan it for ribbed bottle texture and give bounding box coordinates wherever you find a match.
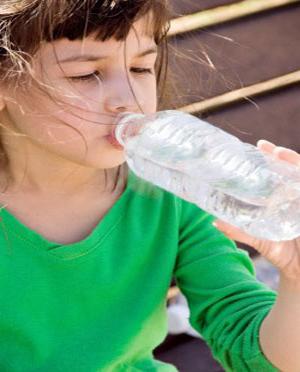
[114,110,300,241]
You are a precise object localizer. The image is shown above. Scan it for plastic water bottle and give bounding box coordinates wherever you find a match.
[113,110,300,241]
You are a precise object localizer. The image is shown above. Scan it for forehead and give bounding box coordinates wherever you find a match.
[36,16,155,63]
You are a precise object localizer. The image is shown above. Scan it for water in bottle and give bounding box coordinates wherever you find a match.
[113,110,300,241]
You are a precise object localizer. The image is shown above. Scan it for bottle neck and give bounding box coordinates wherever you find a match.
[114,112,146,146]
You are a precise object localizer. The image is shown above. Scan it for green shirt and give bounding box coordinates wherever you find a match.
[0,170,278,371]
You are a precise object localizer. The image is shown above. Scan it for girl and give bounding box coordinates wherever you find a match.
[0,1,299,371]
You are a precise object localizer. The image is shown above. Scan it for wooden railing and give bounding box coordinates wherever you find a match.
[179,70,300,115]
[168,0,300,36]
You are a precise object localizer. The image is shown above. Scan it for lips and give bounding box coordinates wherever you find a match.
[106,133,124,150]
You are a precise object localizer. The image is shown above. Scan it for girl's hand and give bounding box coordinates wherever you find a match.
[213,140,300,284]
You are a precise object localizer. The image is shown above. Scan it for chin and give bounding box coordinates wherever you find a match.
[88,152,126,170]
[55,139,126,169]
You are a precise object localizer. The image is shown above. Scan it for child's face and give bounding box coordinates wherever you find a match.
[0,16,158,170]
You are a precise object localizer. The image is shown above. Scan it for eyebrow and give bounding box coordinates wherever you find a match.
[59,46,158,63]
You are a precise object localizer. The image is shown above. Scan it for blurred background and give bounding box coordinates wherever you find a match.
[153,0,300,370]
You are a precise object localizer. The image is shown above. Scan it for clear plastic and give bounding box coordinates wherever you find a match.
[114,110,300,241]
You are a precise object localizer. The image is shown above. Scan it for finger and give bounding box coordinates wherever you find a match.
[273,147,300,166]
[257,139,276,152]
[257,141,300,166]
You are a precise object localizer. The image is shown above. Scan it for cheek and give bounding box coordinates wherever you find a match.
[146,81,158,112]
[34,83,111,135]
[49,83,108,128]
[4,94,99,150]
[134,78,157,113]
[53,106,112,133]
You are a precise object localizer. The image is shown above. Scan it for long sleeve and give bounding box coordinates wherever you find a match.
[174,199,279,372]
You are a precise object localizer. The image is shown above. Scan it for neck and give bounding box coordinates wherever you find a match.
[0,138,123,197]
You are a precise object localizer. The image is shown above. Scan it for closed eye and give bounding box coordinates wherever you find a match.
[130,67,153,75]
[68,71,102,82]
[68,68,154,82]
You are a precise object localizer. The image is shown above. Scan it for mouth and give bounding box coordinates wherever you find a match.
[105,133,124,151]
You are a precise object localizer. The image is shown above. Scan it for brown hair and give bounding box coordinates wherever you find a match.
[0,0,173,193]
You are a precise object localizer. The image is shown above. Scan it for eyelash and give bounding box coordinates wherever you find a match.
[69,68,153,82]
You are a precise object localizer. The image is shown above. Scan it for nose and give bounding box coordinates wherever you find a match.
[103,76,141,115]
